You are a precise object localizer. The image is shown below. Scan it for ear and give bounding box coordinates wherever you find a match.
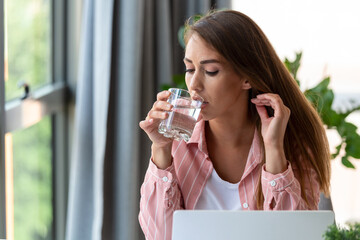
[242,79,252,90]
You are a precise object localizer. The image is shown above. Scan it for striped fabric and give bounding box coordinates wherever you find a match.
[139,120,320,240]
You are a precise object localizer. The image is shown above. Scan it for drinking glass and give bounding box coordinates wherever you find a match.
[158,88,203,142]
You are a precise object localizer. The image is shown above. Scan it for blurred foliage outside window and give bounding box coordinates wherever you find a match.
[9,117,53,239]
[5,0,51,101]
[4,0,53,239]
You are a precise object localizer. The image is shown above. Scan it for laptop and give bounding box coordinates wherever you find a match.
[172,210,335,240]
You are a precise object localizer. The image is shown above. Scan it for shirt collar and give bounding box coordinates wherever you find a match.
[186,119,209,156]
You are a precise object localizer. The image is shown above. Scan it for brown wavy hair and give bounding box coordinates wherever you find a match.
[184,10,331,209]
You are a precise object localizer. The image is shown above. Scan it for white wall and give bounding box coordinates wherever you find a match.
[232,0,360,227]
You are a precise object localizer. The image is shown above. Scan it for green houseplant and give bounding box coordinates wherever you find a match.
[323,223,360,240]
[285,52,360,168]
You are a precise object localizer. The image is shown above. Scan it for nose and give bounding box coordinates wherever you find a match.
[188,71,203,93]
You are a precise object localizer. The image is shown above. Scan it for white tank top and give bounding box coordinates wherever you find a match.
[194,168,242,210]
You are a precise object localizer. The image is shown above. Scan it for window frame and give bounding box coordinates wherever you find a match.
[0,0,6,237]
[0,0,82,239]
[52,1,67,239]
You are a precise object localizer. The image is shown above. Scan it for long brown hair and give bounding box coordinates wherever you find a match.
[184,10,331,208]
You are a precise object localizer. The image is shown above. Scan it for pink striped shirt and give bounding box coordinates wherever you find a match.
[139,120,320,240]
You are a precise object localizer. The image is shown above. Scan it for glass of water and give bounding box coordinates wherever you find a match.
[158,88,203,142]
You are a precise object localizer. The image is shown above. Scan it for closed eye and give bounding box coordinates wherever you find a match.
[206,70,219,76]
[185,69,195,73]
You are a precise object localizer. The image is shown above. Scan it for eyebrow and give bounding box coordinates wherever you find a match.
[184,57,221,64]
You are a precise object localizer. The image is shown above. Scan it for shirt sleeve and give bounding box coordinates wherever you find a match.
[261,161,320,210]
[139,158,184,240]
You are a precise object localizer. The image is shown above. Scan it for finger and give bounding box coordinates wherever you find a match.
[139,118,154,130]
[157,90,172,101]
[251,98,272,106]
[254,94,285,117]
[140,116,163,130]
[256,93,281,101]
[255,105,269,121]
[153,100,173,111]
[148,110,169,120]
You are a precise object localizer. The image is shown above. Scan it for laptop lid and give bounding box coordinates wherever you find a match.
[172,210,335,240]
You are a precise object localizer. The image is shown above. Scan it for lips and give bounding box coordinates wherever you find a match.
[192,95,204,101]
[201,101,209,109]
[191,94,207,108]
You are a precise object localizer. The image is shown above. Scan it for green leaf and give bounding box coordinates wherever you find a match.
[304,90,320,109]
[284,52,302,86]
[337,122,358,138]
[322,89,334,110]
[309,77,330,93]
[339,104,360,119]
[305,78,334,115]
[325,109,342,127]
[324,223,360,239]
[345,135,360,159]
[341,156,355,169]
[331,143,343,159]
[284,52,302,77]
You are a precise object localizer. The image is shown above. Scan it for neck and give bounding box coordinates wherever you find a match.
[206,107,255,148]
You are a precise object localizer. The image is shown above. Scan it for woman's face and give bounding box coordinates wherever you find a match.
[184,33,251,121]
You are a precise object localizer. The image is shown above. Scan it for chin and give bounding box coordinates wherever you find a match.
[199,112,211,121]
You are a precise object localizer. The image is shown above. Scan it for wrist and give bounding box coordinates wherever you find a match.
[264,144,284,154]
[264,146,288,174]
[263,140,284,150]
[151,143,173,169]
[152,141,173,150]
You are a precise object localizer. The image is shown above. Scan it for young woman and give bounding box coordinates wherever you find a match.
[138,10,331,240]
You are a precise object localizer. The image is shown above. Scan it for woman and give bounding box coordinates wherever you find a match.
[139,10,331,240]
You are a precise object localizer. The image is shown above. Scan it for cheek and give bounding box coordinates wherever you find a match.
[185,74,191,85]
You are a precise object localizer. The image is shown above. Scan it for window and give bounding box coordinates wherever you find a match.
[0,0,82,239]
[5,117,53,239]
[5,0,51,101]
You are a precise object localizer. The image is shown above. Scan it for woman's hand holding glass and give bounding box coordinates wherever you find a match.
[139,90,174,169]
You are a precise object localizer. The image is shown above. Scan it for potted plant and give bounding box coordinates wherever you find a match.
[323,223,360,240]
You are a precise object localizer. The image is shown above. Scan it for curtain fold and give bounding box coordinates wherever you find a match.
[66,0,115,239]
[105,0,145,239]
[66,1,230,239]
[65,0,95,239]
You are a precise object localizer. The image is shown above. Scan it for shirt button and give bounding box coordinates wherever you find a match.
[243,203,248,209]
[270,180,276,187]
[162,176,169,182]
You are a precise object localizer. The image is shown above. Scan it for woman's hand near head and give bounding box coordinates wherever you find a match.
[251,93,290,146]
[251,93,291,174]
[139,90,174,169]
